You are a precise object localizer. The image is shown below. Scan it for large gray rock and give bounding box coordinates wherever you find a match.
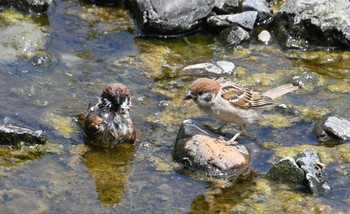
[126,0,216,36]
[0,0,51,13]
[265,149,330,196]
[207,11,258,30]
[173,119,251,179]
[272,0,350,49]
[242,0,271,21]
[0,124,47,147]
[313,116,350,143]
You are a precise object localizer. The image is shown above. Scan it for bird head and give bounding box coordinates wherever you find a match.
[101,82,131,109]
[184,78,220,104]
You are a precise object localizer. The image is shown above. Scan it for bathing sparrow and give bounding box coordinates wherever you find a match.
[84,83,136,148]
[184,77,298,144]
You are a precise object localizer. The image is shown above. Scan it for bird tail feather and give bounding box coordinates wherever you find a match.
[263,84,298,100]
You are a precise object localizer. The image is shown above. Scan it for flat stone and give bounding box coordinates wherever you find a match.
[207,11,258,30]
[0,124,47,146]
[182,61,235,75]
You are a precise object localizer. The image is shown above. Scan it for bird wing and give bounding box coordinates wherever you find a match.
[219,78,274,109]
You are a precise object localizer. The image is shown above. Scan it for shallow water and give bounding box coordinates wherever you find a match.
[1,1,350,213]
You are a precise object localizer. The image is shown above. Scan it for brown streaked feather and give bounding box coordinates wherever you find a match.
[189,78,220,95]
[221,84,274,109]
[84,114,103,135]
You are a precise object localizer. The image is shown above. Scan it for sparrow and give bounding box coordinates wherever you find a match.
[184,77,298,144]
[84,82,136,148]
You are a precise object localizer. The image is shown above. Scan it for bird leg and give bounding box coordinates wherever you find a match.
[226,124,246,145]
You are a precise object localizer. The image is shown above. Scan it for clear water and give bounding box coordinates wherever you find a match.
[0,1,350,213]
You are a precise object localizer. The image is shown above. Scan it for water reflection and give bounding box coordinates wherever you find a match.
[82,144,135,205]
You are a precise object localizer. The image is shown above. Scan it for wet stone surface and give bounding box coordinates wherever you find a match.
[313,115,350,143]
[173,119,251,179]
[0,124,47,147]
[265,149,330,196]
[182,61,235,76]
[272,0,350,49]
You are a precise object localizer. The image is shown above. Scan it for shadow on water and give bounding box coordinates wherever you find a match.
[82,144,135,205]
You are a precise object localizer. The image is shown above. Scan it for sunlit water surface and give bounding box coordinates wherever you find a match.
[0,1,350,213]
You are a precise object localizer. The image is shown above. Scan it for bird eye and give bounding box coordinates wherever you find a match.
[198,91,204,96]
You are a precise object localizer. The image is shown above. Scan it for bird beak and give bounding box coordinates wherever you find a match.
[184,91,193,100]
[114,96,125,105]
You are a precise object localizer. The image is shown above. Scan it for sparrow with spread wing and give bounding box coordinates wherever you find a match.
[84,83,136,148]
[184,77,298,144]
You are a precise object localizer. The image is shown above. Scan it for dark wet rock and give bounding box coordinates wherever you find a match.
[313,116,350,143]
[257,30,271,44]
[182,61,235,76]
[83,0,121,6]
[292,72,319,89]
[274,104,300,116]
[271,0,350,49]
[295,149,331,196]
[0,124,47,147]
[265,157,305,184]
[265,149,330,196]
[126,0,216,36]
[207,11,258,30]
[0,0,51,13]
[173,119,251,179]
[219,26,250,47]
[242,0,271,21]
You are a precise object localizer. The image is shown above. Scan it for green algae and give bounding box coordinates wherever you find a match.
[295,105,331,121]
[134,33,214,81]
[62,3,135,37]
[42,112,75,138]
[327,79,350,93]
[289,51,350,79]
[228,179,336,213]
[258,104,331,129]
[0,10,32,23]
[0,144,47,175]
[271,143,350,165]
